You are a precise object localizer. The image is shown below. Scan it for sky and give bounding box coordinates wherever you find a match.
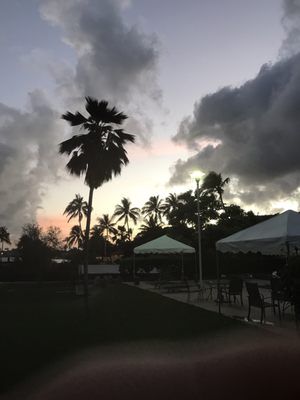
[1,0,300,244]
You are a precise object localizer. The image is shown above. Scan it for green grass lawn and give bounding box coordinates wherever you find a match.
[0,281,251,394]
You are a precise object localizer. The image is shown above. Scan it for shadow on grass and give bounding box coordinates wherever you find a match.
[0,282,252,394]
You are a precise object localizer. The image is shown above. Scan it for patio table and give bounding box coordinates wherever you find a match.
[205,280,229,302]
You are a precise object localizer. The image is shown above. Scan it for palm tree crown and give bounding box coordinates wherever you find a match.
[59,97,135,189]
[142,195,164,223]
[96,214,117,258]
[63,194,88,230]
[113,197,140,234]
[97,214,117,242]
[201,171,230,211]
[65,225,84,249]
[162,193,180,220]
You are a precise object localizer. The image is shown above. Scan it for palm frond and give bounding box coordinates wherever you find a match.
[85,97,128,124]
[85,97,104,122]
[114,129,135,144]
[59,135,86,155]
[66,152,88,176]
[62,111,87,126]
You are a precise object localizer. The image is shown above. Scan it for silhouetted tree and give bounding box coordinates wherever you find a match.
[0,226,11,251]
[96,214,117,258]
[44,226,63,252]
[59,97,135,296]
[142,195,164,223]
[162,193,180,221]
[65,225,84,249]
[17,224,50,280]
[112,225,131,243]
[112,225,133,257]
[176,190,197,227]
[201,171,230,211]
[89,225,106,261]
[63,194,88,233]
[216,204,267,235]
[136,216,164,242]
[198,191,220,227]
[113,197,140,238]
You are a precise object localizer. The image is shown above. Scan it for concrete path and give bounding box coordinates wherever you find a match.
[129,280,300,339]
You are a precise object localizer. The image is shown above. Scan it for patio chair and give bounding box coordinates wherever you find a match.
[270,277,291,318]
[246,282,279,324]
[223,277,244,305]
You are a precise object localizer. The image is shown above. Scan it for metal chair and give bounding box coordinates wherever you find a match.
[223,278,244,305]
[246,282,278,324]
[270,277,292,318]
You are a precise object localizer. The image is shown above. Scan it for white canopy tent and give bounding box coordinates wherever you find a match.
[134,235,195,254]
[215,210,300,314]
[133,235,195,279]
[216,210,300,256]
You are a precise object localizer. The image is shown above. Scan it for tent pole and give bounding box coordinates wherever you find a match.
[216,250,221,314]
[181,253,184,280]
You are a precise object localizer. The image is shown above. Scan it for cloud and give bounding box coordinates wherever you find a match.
[0,0,163,241]
[39,0,162,142]
[280,0,300,57]
[0,90,65,240]
[170,52,300,211]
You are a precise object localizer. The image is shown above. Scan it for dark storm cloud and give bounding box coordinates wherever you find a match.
[0,91,65,239]
[39,0,161,143]
[280,0,300,57]
[170,52,300,209]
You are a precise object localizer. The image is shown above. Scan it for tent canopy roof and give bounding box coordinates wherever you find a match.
[134,235,195,254]
[216,210,300,255]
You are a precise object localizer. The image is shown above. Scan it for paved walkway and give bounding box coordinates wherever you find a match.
[128,280,300,339]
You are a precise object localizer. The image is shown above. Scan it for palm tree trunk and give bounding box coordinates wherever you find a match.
[83,186,94,298]
[79,216,82,235]
[126,220,131,240]
[104,231,107,258]
[219,191,226,212]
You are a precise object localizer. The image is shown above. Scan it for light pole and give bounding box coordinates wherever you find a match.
[191,171,205,287]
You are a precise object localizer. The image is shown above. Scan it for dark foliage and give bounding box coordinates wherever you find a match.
[17,224,51,280]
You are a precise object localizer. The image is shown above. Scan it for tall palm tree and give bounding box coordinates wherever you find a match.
[63,194,88,232]
[142,195,164,223]
[59,97,135,296]
[113,197,140,237]
[201,171,230,211]
[162,193,180,224]
[136,216,164,242]
[97,214,117,258]
[0,226,10,251]
[65,225,84,249]
[139,216,163,234]
[163,193,179,214]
